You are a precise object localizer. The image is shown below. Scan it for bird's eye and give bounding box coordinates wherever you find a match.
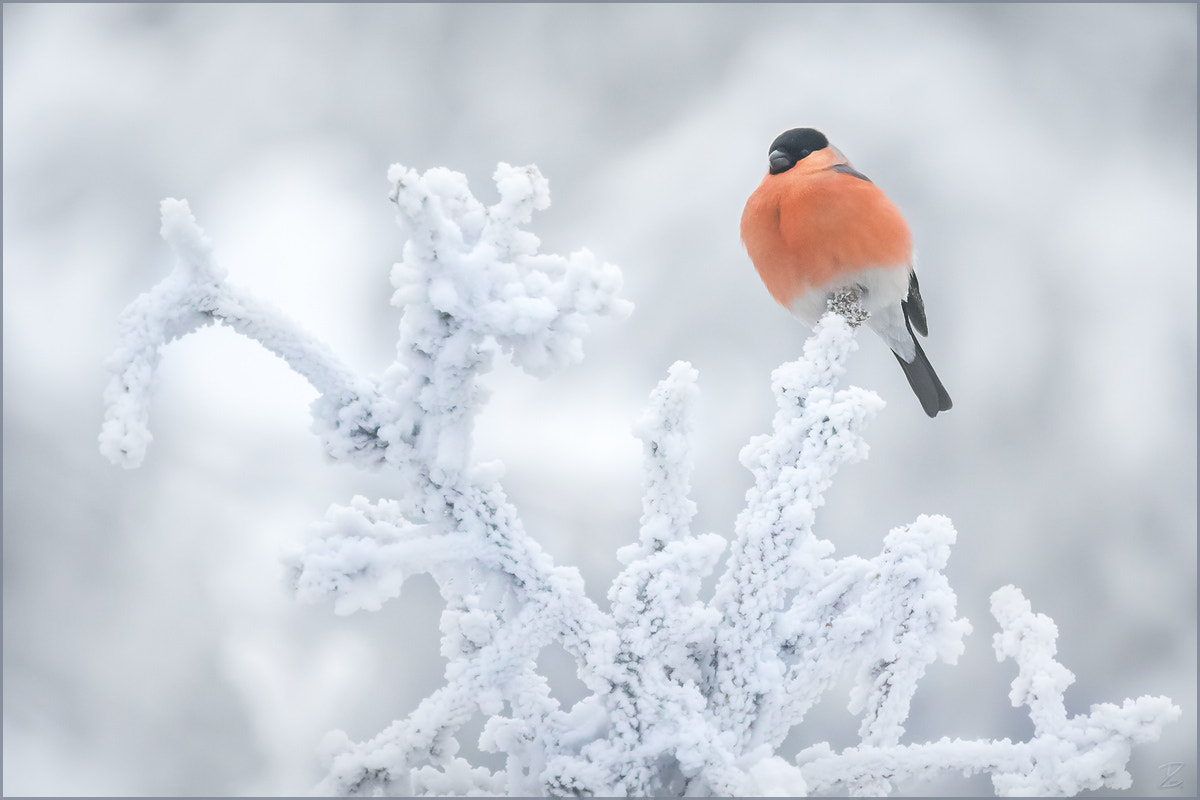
[797,149,811,160]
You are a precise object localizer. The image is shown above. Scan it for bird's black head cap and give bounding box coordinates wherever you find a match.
[768,128,828,174]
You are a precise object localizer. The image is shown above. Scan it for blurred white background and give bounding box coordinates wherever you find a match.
[4,4,1194,796]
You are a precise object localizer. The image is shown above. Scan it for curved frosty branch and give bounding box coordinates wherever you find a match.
[99,199,382,468]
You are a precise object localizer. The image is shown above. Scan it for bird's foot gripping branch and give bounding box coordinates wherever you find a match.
[101,162,1179,796]
[826,285,870,328]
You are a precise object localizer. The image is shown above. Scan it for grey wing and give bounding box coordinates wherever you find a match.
[830,163,873,183]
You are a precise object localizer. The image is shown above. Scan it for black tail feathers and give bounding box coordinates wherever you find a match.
[897,276,951,417]
[893,341,952,418]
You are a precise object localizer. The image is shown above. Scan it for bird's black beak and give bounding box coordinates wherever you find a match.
[768,149,793,175]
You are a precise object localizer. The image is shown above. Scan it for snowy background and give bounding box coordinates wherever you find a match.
[4,4,1194,796]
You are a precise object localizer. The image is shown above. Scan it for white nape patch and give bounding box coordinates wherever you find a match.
[787,264,916,360]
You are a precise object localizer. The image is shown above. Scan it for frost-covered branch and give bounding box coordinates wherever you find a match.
[102,161,1178,797]
[555,361,741,796]
[797,586,1181,796]
[709,313,889,756]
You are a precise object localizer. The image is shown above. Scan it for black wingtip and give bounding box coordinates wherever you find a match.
[893,343,952,417]
[903,272,928,338]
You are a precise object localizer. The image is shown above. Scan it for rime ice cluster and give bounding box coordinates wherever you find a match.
[101,163,1179,796]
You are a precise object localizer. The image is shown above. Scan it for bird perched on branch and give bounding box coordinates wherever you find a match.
[740,127,952,417]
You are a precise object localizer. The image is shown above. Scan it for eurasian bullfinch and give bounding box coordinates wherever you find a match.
[740,127,952,417]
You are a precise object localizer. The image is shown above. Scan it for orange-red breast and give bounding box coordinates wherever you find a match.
[740,127,952,417]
